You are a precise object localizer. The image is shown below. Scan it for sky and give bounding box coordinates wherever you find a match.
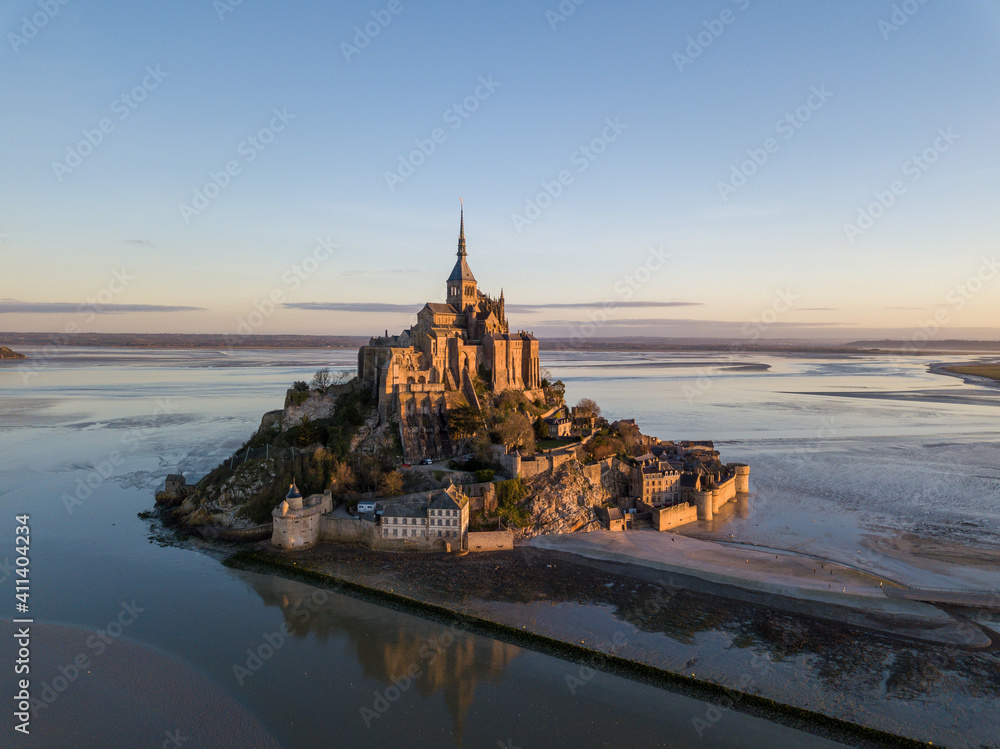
[2,0,999,342]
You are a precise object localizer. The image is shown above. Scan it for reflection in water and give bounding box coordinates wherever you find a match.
[244,571,519,745]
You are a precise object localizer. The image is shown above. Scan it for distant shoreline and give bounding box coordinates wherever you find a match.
[4,331,1000,355]
[932,362,1000,388]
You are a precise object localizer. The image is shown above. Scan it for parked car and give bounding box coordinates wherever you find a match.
[420,457,433,465]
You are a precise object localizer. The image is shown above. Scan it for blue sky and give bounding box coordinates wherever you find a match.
[2,0,999,341]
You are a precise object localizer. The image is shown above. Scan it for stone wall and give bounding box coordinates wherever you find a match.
[650,502,698,531]
[319,515,376,546]
[272,508,322,550]
[464,482,496,514]
[467,530,513,552]
[516,451,576,479]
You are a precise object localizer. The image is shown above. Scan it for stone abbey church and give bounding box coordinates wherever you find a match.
[358,209,542,460]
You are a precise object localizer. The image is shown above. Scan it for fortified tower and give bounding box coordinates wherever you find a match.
[446,206,478,312]
[356,207,542,461]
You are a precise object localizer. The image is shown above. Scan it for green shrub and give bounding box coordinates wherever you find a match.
[474,469,494,483]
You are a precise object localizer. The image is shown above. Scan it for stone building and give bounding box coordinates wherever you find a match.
[543,416,572,438]
[628,452,682,506]
[380,485,470,546]
[271,483,333,550]
[357,208,542,461]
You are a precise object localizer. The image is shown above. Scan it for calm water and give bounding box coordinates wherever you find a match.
[2,346,997,748]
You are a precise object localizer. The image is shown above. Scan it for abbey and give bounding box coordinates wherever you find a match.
[358,209,541,460]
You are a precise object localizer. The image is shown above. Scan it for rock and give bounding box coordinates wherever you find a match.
[283,390,338,428]
[258,410,283,434]
[0,346,26,360]
[514,461,607,540]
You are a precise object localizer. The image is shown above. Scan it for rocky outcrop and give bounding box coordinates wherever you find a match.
[175,459,278,528]
[515,461,608,540]
[258,409,283,435]
[283,390,338,427]
[0,346,25,359]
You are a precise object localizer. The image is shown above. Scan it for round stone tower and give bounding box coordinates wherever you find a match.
[285,483,303,510]
[693,488,714,521]
[732,464,750,494]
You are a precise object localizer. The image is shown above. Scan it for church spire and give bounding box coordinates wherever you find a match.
[457,200,466,257]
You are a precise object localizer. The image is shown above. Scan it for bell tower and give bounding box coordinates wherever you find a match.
[446,203,477,311]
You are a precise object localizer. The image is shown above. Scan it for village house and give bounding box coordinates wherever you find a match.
[380,485,470,545]
[543,416,572,438]
[629,452,682,506]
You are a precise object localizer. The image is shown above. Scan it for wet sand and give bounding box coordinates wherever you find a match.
[2,621,283,749]
[231,538,1000,749]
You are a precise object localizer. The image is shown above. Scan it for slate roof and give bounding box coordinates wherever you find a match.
[447,255,476,283]
[679,474,701,489]
[382,504,428,519]
[424,302,458,315]
[429,488,468,510]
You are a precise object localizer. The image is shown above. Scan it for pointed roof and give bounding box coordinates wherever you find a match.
[458,204,466,257]
[448,205,476,283]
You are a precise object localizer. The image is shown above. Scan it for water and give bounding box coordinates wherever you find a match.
[1,346,997,747]
[550,350,1000,589]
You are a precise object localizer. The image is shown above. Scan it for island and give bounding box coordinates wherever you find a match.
[151,211,999,748]
[0,345,26,359]
[157,207,749,554]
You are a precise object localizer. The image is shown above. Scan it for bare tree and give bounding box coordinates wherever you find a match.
[496,412,536,454]
[575,398,601,418]
[311,368,332,391]
[379,470,404,497]
[330,461,356,494]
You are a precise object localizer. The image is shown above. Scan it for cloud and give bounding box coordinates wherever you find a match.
[283,302,420,313]
[507,300,701,312]
[283,300,701,314]
[0,300,204,314]
[123,239,158,248]
[797,307,838,311]
[538,317,846,329]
